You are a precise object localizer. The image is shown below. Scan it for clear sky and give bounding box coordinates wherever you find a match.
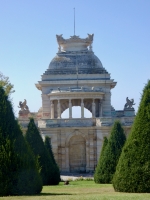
[0,0,150,117]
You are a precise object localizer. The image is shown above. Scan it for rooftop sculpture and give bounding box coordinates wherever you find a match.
[18,99,29,113]
[124,97,135,109]
[56,34,94,52]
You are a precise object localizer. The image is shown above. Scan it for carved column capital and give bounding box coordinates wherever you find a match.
[81,98,84,103]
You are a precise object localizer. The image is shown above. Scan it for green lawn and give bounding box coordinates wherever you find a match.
[0,181,150,200]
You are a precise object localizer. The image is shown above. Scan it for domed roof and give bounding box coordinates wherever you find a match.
[43,34,108,75]
[44,52,108,75]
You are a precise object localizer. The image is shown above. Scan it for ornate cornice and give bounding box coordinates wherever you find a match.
[47,91,105,100]
[56,34,94,52]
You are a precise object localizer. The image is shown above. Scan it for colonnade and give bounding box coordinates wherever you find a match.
[50,98,103,119]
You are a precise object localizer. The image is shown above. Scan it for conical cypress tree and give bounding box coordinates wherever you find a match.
[0,135,19,196]
[0,86,42,196]
[25,118,56,185]
[113,80,150,193]
[44,136,60,185]
[95,121,126,183]
[94,137,108,183]
[44,136,57,165]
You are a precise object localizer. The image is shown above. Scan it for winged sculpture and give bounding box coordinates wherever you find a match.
[124,97,135,109]
[18,99,29,111]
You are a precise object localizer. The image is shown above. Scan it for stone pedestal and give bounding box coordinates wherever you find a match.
[18,110,30,120]
[124,108,135,117]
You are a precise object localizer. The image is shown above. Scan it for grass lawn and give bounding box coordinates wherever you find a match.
[0,181,150,200]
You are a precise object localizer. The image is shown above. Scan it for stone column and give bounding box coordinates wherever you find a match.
[51,100,54,119]
[65,147,69,172]
[81,99,84,118]
[57,99,61,118]
[86,141,90,172]
[92,99,95,117]
[69,99,72,119]
[99,100,103,117]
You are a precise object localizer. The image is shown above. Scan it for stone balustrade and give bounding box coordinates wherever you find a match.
[38,118,96,128]
[111,109,135,117]
[96,117,134,127]
[19,117,134,129]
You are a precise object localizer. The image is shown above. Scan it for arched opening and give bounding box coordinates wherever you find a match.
[69,135,86,172]
[61,106,92,118]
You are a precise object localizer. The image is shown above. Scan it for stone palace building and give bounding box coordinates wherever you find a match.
[18,33,135,173]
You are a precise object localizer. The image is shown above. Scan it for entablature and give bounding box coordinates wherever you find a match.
[36,79,117,88]
[47,91,105,100]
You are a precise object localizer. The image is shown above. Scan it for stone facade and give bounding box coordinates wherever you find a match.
[18,34,135,173]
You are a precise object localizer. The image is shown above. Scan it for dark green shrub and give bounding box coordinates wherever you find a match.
[94,121,126,183]
[44,136,60,185]
[113,80,150,193]
[25,118,57,185]
[94,136,108,183]
[0,86,42,196]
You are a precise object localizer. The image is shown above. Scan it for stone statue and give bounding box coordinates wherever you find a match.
[18,99,29,111]
[124,97,135,109]
[87,34,94,42]
[56,34,65,52]
[56,34,64,42]
[56,34,94,52]
[87,34,94,51]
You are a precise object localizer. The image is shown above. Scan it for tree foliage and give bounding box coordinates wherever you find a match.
[0,136,19,196]
[94,137,108,183]
[25,118,59,185]
[94,121,126,183]
[0,72,14,95]
[0,86,42,196]
[44,136,60,185]
[113,80,150,193]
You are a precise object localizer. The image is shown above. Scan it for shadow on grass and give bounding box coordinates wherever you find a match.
[39,193,72,196]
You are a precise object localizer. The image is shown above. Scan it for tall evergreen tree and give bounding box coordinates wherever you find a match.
[0,135,19,196]
[25,118,58,185]
[0,86,42,196]
[44,136,60,185]
[113,80,150,193]
[94,137,108,183]
[94,121,126,183]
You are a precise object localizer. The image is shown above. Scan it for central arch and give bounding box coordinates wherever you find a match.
[61,99,93,115]
[53,99,100,118]
[61,106,92,118]
[69,135,86,172]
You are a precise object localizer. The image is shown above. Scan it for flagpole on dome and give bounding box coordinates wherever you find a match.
[74,8,75,36]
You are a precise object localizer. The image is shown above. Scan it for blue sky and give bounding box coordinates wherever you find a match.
[0,0,150,117]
